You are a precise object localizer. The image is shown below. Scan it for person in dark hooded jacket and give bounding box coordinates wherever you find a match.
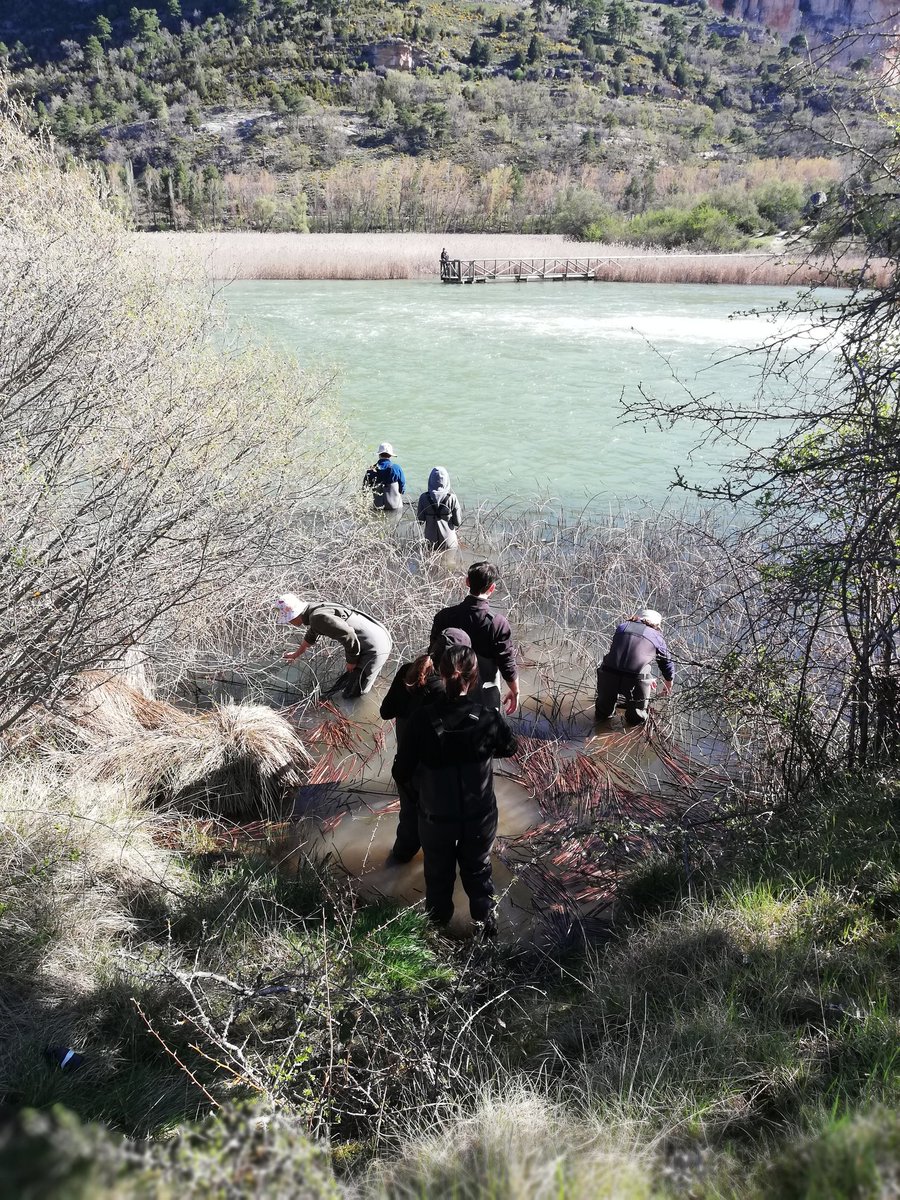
[379,627,472,864]
[594,607,674,725]
[393,645,518,933]
[417,466,462,551]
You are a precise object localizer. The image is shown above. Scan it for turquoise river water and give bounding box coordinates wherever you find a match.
[223,279,838,510]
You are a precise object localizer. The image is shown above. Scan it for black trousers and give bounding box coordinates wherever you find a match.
[418,805,498,925]
[595,667,652,726]
[391,777,421,862]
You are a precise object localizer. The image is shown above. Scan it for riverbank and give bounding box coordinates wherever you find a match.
[9,105,900,1200]
[137,231,884,286]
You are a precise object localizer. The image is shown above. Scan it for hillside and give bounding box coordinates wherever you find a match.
[0,0,880,238]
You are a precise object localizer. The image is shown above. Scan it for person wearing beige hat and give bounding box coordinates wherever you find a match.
[275,593,393,697]
[362,442,406,515]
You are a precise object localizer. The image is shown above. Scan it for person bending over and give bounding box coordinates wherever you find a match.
[429,560,519,714]
[594,607,674,726]
[393,645,518,935]
[276,593,392,697]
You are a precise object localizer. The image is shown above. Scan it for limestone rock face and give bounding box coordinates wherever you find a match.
[362,39,424,71]
[706,0,899,67]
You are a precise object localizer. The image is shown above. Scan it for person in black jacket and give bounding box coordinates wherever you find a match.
[393,645,518,933]
[379,628,471,863]
[429,561,519,714]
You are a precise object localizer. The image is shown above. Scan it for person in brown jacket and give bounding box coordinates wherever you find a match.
[275,593,392,696]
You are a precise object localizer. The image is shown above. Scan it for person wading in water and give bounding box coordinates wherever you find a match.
[417,466,463,552]
[594,607,674,726]
[379,627,472,864]
[276,593,393,697]
[429,561,519,714]
[363,442,406,517]
[393,644,518,936]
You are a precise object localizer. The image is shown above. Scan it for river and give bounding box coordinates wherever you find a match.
[222,279,839,510]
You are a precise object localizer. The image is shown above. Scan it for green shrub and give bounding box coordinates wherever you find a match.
[627,202,748,249]
[708,187,763,234]
[552,187,615,238]
[752,181,806,231]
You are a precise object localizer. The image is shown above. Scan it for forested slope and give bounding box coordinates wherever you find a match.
[0,0,875,237]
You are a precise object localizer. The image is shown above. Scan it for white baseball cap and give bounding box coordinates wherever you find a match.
[637,608,663,628]
[377,442,394,456]
[275,593,306,624]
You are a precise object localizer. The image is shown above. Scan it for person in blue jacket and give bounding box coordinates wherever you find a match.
[594,608,674,726]
[363,442,406,515]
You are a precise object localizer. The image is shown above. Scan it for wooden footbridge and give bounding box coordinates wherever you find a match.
[440,257,618,283]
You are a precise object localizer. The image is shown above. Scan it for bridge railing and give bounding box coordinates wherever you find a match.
[440,257,614,282]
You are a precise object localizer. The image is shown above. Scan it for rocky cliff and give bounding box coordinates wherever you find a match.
[707,0,899,67]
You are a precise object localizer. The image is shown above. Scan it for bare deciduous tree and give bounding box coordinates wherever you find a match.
[0,114,350,731]
[622,61,900,785]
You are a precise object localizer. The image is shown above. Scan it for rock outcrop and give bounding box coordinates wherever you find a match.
[706,0,899,69]
[362,39,425,72]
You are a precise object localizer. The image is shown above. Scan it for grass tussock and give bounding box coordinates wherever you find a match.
[0,1104,341,1200]
[55,673,311,817]
[0,761,189,1128]
[364,1089,656,1199]
[140,231,879,287]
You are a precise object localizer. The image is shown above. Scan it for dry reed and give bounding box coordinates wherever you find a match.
[137,231,880,287]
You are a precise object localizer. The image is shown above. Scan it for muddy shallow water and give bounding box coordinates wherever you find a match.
[276,638,685,944]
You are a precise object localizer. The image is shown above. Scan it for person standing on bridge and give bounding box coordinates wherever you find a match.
[363,442,406,516]
[594,608,674,726]
[429,561,519,714]
[417,466,463,552]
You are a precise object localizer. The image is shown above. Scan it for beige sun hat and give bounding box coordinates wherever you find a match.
[275,593,306,624]
[637,608,663,628]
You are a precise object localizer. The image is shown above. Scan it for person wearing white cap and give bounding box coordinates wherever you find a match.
[594,607,674,726]
[362,442,406,515]
[275,593,393,697]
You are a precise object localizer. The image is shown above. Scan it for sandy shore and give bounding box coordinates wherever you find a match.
[135,231,873,287]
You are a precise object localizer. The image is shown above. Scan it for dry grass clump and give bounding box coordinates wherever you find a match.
[138,230,875,286]
[0,761,180,1078]
[364,1088,656,1199]
[57,672,311,818]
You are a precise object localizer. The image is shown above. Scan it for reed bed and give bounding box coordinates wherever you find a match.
[152,498,763,801]
[136,230,879,287]
[146,500,764,945]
